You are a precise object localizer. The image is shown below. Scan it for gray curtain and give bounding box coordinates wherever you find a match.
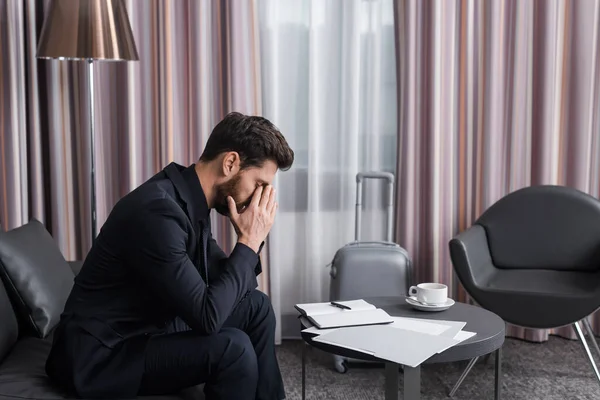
[394,0,600,341]
[0,0,271,293]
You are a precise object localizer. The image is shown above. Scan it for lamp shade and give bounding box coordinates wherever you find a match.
[37,0,138,61]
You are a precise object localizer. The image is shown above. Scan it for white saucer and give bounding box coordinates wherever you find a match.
[406,296,455,312]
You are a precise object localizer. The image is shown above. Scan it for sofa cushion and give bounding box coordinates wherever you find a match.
[0,219,74,338]
[0,335,204,400]
[0,276,18,364]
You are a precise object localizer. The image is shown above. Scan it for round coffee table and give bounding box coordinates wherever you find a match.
[300,296,505,400]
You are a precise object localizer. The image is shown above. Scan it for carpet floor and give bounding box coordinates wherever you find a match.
[276,336,600,400]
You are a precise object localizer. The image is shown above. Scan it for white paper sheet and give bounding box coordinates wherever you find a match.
[388,317,452,335]
[454,330,476,341]
[308,308,393,329]
[435,330,477,353]
[303,316,455,337]
[397,317,467,338]
[313,325,460,367]
[302,325,336,335]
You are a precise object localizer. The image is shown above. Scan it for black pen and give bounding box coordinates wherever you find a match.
[330,301,352,310]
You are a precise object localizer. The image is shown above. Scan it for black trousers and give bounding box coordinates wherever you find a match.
[138,290,285,400]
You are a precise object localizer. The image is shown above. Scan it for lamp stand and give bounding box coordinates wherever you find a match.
[87,59,97,241]
[36,0,139,244]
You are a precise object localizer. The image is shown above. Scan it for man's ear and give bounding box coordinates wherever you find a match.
[221,151,241,177]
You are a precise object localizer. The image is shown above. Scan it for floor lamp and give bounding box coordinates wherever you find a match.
[36,0,138,242]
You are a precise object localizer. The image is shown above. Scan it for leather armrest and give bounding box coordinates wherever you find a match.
[449,224,496,288]
[68,261,84,276]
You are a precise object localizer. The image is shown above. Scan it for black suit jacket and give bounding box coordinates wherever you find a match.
[46,162,262,398]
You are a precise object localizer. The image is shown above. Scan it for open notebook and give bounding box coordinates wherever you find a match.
[295,299,393,329]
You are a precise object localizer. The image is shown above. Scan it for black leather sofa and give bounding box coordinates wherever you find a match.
[0,220,204,400]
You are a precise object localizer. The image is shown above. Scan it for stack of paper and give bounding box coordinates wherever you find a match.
[297,300,476,368]
[295,299,377,315]
[295,300,393,329]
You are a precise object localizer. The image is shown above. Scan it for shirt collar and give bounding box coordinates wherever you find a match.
[181,163,210,222]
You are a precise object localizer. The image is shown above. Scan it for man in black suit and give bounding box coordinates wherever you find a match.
[45,112,294,400]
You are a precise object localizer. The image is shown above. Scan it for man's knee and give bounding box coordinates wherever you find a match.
[205,329,258,397]
[249,290,276,328]
[219,328,258,375]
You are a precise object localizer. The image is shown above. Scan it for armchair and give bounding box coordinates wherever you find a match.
[448,185,600,395]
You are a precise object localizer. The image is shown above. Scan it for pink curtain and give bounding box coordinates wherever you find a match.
[0,0,270,293]
[394,0,600,342]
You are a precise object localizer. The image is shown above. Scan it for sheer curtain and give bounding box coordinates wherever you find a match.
[258,0,397,342]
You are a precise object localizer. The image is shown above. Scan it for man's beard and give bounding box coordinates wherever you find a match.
[213,173,244,216]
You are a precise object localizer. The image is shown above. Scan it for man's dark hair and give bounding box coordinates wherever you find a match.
[200,112,294,171]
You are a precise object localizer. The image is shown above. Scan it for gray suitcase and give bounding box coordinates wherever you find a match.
[328,171,412,373]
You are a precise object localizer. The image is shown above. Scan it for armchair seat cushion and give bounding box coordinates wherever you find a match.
[481,268,600,297]
[469,268,600,329]
[0,334,204,400]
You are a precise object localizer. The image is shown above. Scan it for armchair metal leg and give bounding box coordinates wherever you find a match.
[583,318,600,361]
[448,357,479,397]
[574,321,600,385]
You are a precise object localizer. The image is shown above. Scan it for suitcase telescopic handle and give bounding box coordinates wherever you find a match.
[355,171,395,242]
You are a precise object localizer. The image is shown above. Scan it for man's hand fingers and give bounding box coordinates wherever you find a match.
[259,185,273,208]
[250,186,263,208]
[267,188,276,212]
[268,200,278,218]
[227,196,239,218]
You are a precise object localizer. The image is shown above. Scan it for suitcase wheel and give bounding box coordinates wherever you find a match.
[333,358,348,374]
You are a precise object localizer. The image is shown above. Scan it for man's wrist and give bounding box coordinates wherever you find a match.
[257,241,265,254]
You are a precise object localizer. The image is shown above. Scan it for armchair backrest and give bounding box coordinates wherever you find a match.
[476,185,600,272]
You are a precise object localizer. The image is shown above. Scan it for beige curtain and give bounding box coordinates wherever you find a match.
[0,0,270,293]
[394,0,600,342]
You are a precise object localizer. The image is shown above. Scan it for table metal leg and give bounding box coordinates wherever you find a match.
[384,362,400,400]
[404,365,421,400]
[495,348,502,400]
[302,342,306,400]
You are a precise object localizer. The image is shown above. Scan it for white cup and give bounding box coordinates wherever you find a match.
[408,283,448,305]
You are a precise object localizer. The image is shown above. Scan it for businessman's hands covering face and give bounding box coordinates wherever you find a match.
[228,185,277,253]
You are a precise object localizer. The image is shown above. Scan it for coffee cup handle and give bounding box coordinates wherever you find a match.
[408,286,418,296]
